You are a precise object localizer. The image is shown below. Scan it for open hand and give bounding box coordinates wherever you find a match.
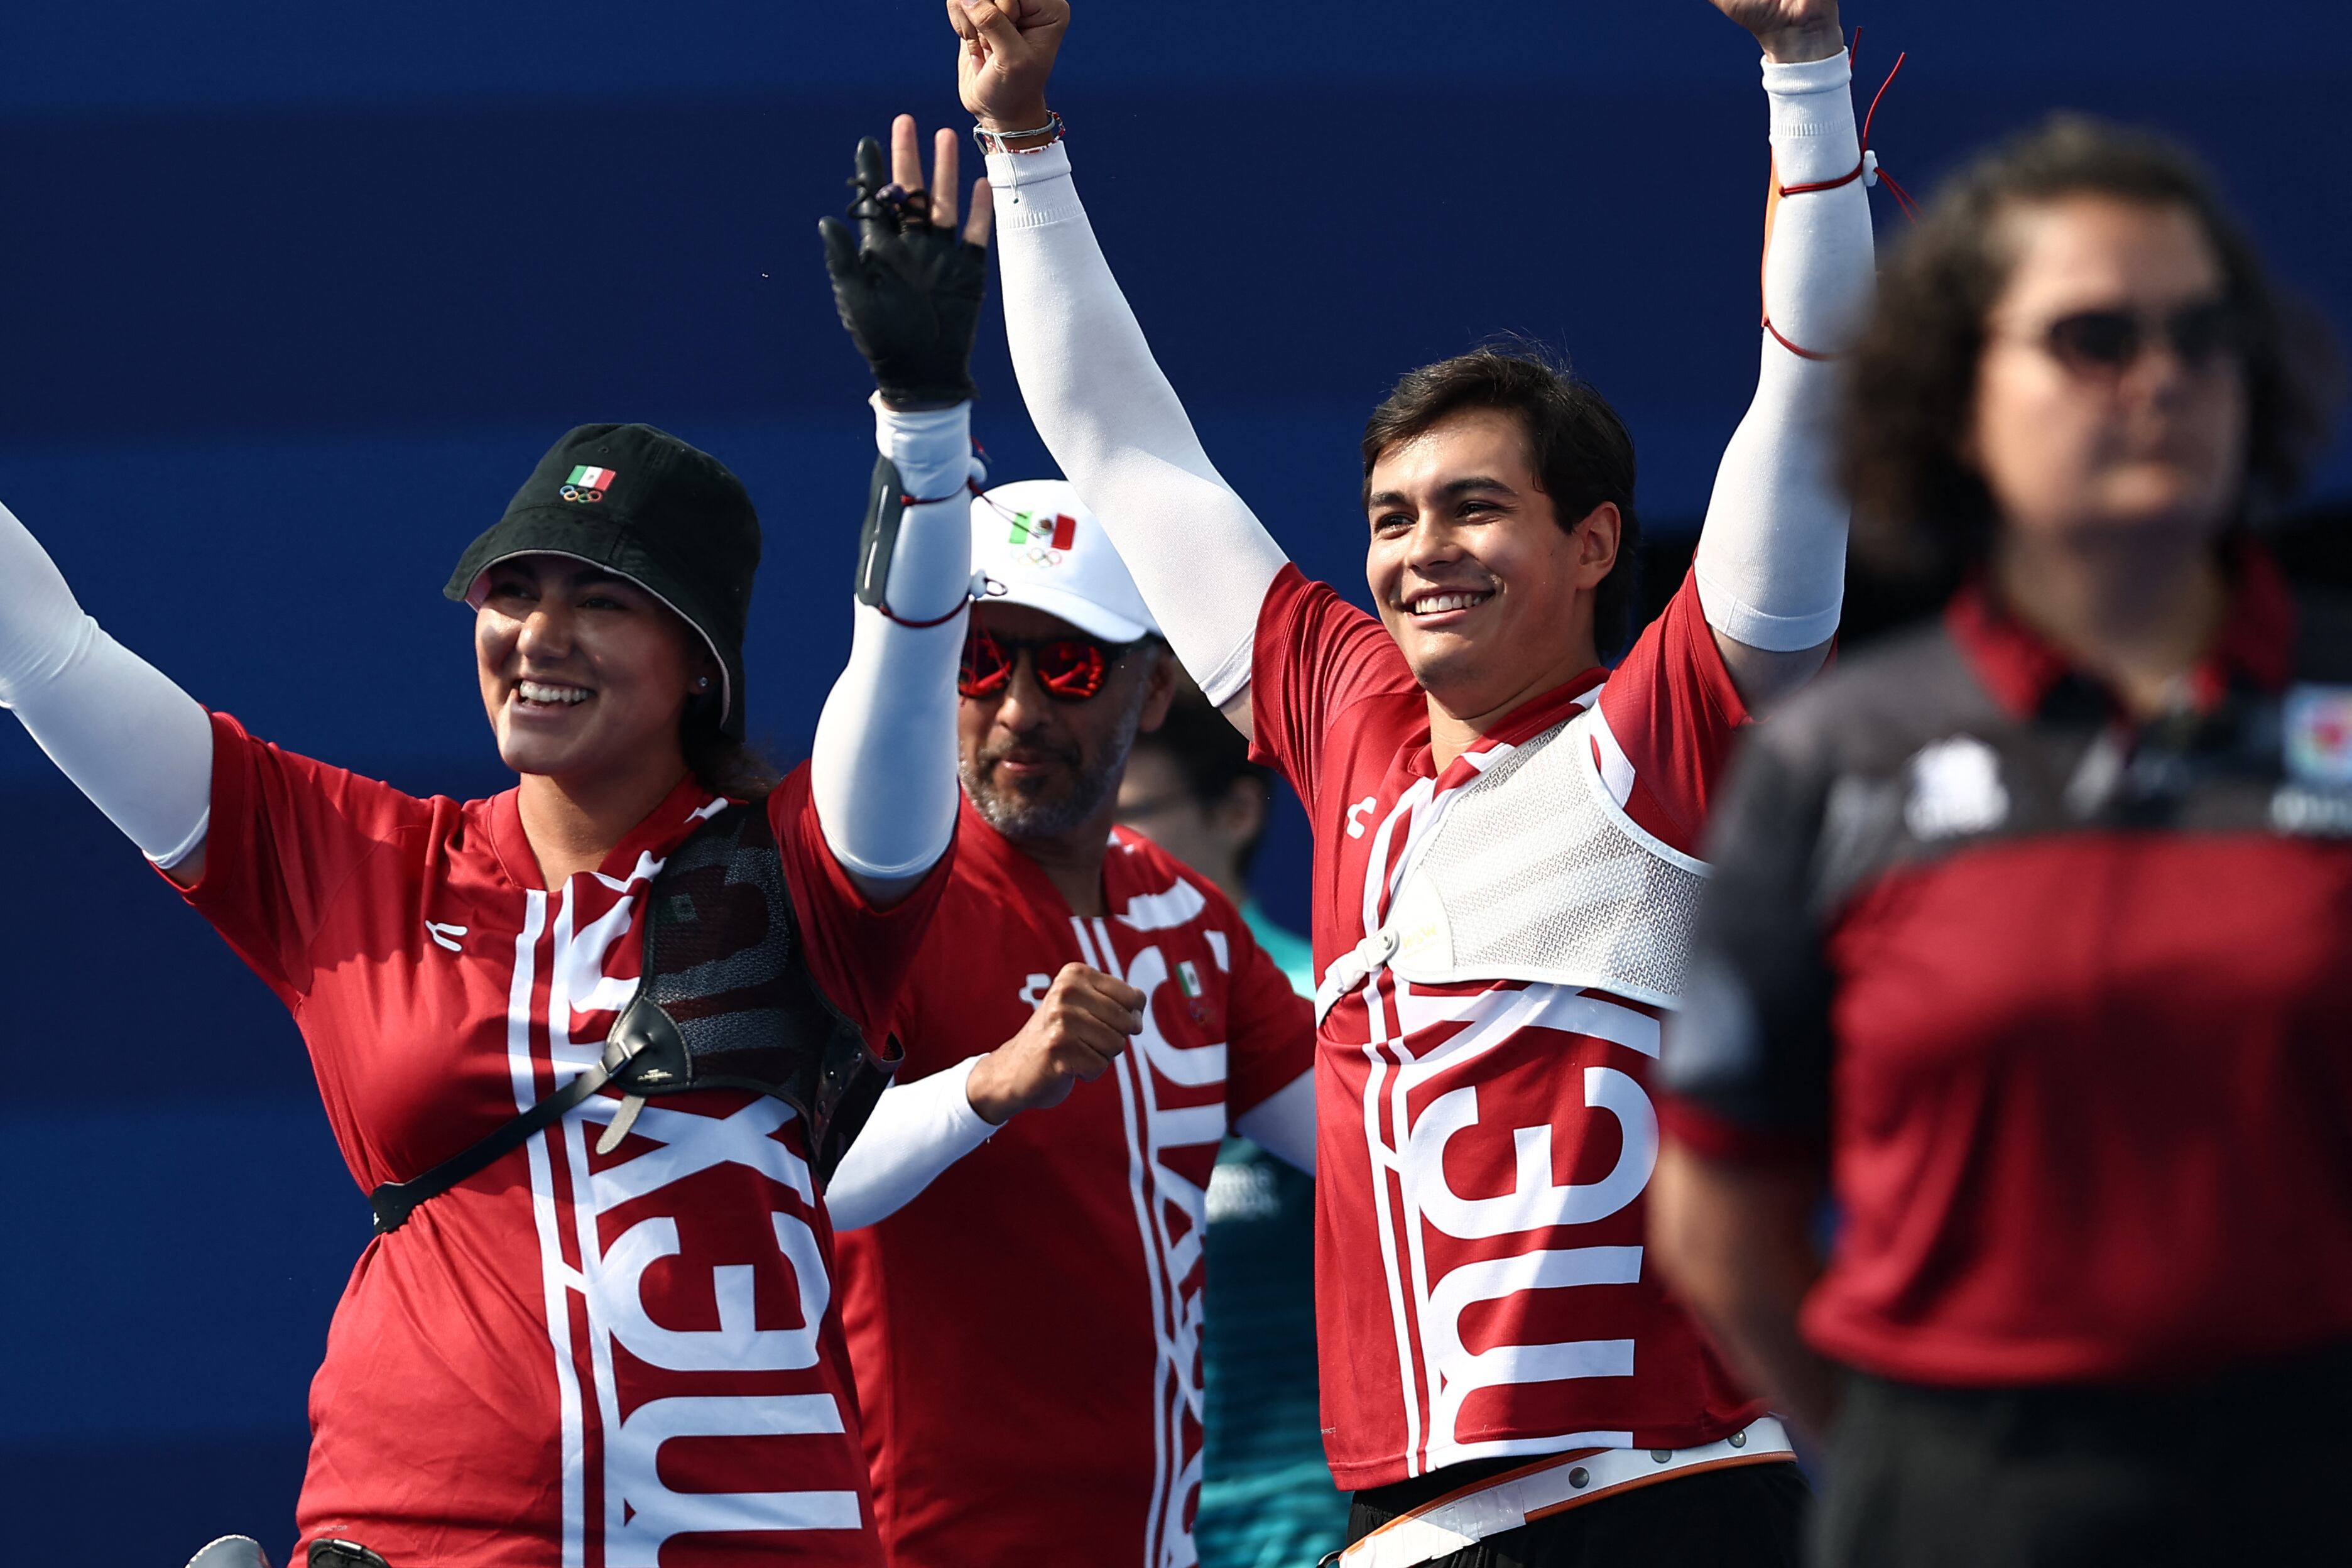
[946,0,1068,131]
[1707,0,1842,63]
[818,115,993,410]
[965,962,1145,1123]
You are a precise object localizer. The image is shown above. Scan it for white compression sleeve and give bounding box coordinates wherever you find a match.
[989,144,1289,707]
[809,397,979,883]
[0,500,212,866]
[824,1056,999,1229]
[1692,50,1876,653]
[1233,1069,1315,1175]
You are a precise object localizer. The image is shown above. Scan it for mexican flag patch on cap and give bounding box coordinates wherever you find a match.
[1009,510,1076,550]
[560,464,617,503]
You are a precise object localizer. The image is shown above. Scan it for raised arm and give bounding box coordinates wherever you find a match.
[950,0,1287,732]
[0,503,214,883]
[1694,0,1874,707]
[810,122,991,905]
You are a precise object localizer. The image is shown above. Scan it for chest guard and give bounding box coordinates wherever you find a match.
[1315,707,1711,1023]
[369,803,899,1234]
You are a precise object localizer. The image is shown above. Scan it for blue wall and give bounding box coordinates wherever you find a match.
[5,3,2349,1559]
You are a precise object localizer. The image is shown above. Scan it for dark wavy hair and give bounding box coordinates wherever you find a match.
[1361,345,1643,656]
[1841,114,2339,579]
[682,699,781,800]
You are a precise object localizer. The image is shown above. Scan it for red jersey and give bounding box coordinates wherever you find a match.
[1248,565,1768,1489]
[179,714,947,1568]
[1660,561,2352,1387]
[836,802,1315,1568]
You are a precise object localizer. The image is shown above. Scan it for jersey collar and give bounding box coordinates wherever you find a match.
[1946,540,2295,721]
[489,771,730,891]
[1408,666,1609,785]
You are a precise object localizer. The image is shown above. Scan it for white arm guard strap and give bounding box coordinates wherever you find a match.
[0,500,212,867]
[824,1055,999,1230]
[989,144,1288,707]
[1233,1069,1315,1175]
[810,397,979,883]
[1693,50,1876,653]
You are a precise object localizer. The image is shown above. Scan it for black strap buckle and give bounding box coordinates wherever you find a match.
[308,1541,391,1568]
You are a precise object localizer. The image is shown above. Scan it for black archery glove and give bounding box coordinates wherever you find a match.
[819,135,989,410]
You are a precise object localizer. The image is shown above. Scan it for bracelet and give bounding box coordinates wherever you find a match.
[972,111,1064,156]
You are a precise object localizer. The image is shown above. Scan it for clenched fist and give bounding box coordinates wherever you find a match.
[1707,0,1843,63]
[966,962,1146,1124]
[945,0,1069,134]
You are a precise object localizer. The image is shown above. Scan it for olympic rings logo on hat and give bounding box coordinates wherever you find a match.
[560,464,618,504]
[1020,544,1065,569]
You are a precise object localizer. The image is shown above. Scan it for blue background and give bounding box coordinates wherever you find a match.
[4,3,2349,1560]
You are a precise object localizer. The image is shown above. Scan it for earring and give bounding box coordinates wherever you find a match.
[697,677,711,690]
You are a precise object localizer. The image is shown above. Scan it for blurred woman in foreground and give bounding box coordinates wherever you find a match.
[1649,116,2346,1565]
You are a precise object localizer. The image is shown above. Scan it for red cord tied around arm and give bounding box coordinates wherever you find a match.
[898,474,984,510]
[1763,30,1915,362]
[871,476,988,628]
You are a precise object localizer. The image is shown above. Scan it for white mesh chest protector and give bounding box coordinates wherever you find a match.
[1315,707,1710,1022]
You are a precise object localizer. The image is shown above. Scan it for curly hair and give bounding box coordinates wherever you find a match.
[1361,345,1644,656]
[1841,114,2339,579]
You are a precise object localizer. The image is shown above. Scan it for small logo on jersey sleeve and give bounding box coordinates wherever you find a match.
[1903,734,2010,841]
[425,920,469,952]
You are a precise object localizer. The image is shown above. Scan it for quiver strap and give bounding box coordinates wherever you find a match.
[369,803,900,1234]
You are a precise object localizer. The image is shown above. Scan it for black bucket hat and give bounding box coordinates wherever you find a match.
[445,423,760,739]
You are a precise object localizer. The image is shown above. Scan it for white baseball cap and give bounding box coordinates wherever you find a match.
[969,479,1160,644]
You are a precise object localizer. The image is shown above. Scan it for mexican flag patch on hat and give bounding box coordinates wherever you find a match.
[1009,510,1077,551]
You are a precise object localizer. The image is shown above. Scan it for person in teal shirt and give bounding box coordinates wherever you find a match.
[1118,685,1344,1568]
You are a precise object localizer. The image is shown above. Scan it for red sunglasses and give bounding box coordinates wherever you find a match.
[958,626,1142,702]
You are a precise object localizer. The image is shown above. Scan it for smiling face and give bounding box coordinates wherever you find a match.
[1364,406,1620,722]
[1971,195,2248,556]
[474,554,712,785]
[957,602,1174,846]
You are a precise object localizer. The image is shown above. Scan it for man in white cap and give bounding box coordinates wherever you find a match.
[822,455,1318,1567]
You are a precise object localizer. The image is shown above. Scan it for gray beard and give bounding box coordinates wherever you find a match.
[959,685,1148,844]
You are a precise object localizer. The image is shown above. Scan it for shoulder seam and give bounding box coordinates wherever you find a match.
[294,819,434,995]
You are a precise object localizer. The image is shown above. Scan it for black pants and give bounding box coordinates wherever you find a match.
[1344,1457,1808,1567]
[1814,1349,2352,1567]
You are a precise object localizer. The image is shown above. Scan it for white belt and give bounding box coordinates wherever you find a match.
[1336,1417,1795,1568]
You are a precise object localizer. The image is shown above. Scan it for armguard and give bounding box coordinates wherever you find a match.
[854,453,979,629]
[854,454,908,613]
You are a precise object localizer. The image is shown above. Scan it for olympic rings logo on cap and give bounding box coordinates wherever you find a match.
[1020,544,1065,569]
[560,464,618,504]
